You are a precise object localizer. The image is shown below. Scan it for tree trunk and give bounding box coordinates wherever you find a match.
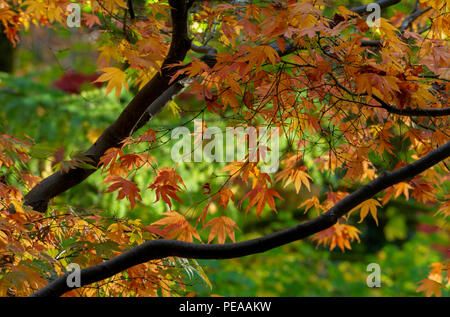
[0,27,14,73]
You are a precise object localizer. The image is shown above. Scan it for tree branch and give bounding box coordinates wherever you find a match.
[191,43,217,55]
[30,141,450,297]
[327,72,450,117]
[127,0,135,21]
[23,0,193,213]
[371,95,450,117]
[351,0,401,15]
[360,40,382,47]
[400,4,432,32]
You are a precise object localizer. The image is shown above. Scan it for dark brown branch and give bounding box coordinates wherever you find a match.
[23,0,193,213]
[351,0,401,15]
[360,40,382,47]
[400,5,432,32]
[371,95,450,117]
[30,141,450,297]
[127,0,135,20]
[191,43,217,55]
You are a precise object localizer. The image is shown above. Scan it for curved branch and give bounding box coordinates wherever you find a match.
[30,141,450,297]
[360,40,383,47]
[400,3,432,32]
[351,0,401,15]
[371,95,450,117]
[23,0,193,213]
[191,43,217,55]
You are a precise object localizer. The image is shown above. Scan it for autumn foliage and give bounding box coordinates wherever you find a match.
[0,0,449,297]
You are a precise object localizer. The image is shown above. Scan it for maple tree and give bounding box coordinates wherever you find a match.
[0,0,449,297]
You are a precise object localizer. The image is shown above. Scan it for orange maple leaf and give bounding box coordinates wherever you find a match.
[82,13,101,28]
[313,223,361,252]
[299,196,322,214]
[200,188,235,225]
[435,195,450,219]
[119,153,144,170]
[276,168,312,193]
[240,184,282,216]
[216,188,234,209]
[151,211,200,242]
[221,161,258,183]
[148,167,185,208]
[104,176,141,210]
[153,184,183,208]
[417,278,443,297]
[99,147,123,169]
[204,216,240,244]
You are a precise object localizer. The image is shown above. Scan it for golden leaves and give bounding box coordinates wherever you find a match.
[150,211,201,242]
[417,261,449,297]
[351,198,382,225]
[102,0,127,12]
[393,182,413,200]
[276,154,312,193]
[200,188,235,225]
[417,278,444,297]
[221,161,258,184]
[299,196,322,214]
[94,67,128,99]
[435,195,450,219]
[313,223,361,252]
[276,168,312,193]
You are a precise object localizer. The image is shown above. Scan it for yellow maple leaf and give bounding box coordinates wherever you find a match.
[299,196,322,214]
[276,168,312,193]
[352,198,381,225]
[23,0,45,19]
[167,100,181,117]
[393,182,413,200]
[313,223,361,252]
[378,18,401,43]
[435,196,450,218]
[94,67,128,99]
[97,46,120,65]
